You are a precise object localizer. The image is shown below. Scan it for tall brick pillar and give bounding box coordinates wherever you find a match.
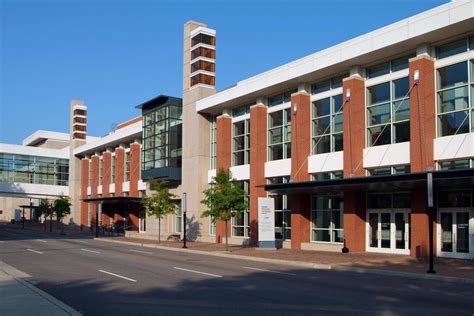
[249,103,267,246]
[409,55,436,258]
[215,114,232,243]
[342,75,366,252]
[90,155,99,227]
[130,142,141,197]
[101,151,111,225]
[290,90,311,249]
[80,158,89,226]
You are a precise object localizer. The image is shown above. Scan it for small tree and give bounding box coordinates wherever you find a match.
[201,169,248,252]
[142,180,176,243]
[53,195,71,234]
[38,199,52,232]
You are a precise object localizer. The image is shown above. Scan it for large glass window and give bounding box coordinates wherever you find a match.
[367,193,411,209]
[312,94,343,154]
[438,159,471,171]
[311,195,343,243]
[268,177,291,240]
[99,158,103,184]
[232,119,250,166]
[367,76,410,146]
[436,37,472,59]
[366,54,415,79]
[209,216,216,236]
[175,203,182,233]
[367,165,410,176]
[437,61,473,137]
[268,109,291,161]
[111,155,115,184]
[268,90,297,107]
[141,105,183,172]
[210,116,217,169]
[312,171,343,181]
[125,152,130,181]
[0,154,68,186]
[232,180,250,237]
[311,73,348,94]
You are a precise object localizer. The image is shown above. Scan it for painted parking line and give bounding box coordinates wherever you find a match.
[98,270,137,282]
[242,266,296,276]
[80,248,101,254]
[128,249,153,254]
[35,239,47,243]
[0,241,5,243]
[174,267,222,278]
[27,248,44,254]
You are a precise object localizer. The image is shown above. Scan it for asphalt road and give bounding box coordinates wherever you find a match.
[0,226,473,316]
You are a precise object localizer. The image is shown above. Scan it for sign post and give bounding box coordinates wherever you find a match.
[258,197,276,249]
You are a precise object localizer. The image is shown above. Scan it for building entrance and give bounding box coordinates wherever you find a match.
[366,209,410,255]
[437,209,473,259]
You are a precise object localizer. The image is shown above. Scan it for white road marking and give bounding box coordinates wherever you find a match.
[98,270,137,282]
[173,267,222,278]
[242,266,296,276]
[0,241,5,243]
[128,249,152,254]
[80,248,101,254]
[35,239,47,243]
[27,248,43,254]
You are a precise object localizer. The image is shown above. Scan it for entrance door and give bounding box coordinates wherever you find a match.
[438,209,472,259]
[139,211,146,233]
[367,210,410,255]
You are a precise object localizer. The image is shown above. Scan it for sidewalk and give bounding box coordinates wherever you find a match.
[0,261,81,316]
[98,236,474,283]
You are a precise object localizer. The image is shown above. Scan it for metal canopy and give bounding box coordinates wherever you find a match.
[264,169,474,195]
[82,196,142,204]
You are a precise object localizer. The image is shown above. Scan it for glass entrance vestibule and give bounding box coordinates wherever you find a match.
[437,190,474,259]
[366,193,411,255]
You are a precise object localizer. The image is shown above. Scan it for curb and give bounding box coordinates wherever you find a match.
[94,238,474,284]
[0,261,82,316]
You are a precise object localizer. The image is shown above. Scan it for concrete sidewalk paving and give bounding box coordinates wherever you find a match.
[96,236,474,285]
[0,261,81,316]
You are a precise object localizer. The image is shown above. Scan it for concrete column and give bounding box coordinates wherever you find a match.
[215,114,232,242]
[130,143,141,197]
[249,103,267,246]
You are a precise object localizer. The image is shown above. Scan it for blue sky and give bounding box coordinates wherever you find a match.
[0,0,447,144]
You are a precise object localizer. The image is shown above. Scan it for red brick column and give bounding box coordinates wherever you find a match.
[90,155,99,226]
[115,148,125,197]
[249,104,267,246]
[290,91,311,249]
[130,143,141,197]
[215,114,232,243]
[409,56,436,258]
[80,158,89,226]
[102,152,111,197]
[342,76,366,252]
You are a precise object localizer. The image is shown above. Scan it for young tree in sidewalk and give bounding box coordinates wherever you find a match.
[38,199,52,232]
[142,180,176,243]
[201,169,248,252]
[53,195,71,235]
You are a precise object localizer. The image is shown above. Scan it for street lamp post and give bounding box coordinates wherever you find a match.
[182,192,187,249]
[427,170,436,274]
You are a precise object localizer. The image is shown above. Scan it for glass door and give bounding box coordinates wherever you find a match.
[438,210,472,259]
[367,210,410,254]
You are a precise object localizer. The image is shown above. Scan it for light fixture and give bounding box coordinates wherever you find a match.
[293,103,298,114]
[414,69,420,84]
[345,88,351,101]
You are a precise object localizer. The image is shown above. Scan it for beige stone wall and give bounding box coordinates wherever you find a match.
[181,21,216,242]
[35,139,70,149]
[0,196,35,222]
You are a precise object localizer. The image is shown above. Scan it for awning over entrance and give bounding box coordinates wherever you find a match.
[82,196,142,204]
[264,169,474,194]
